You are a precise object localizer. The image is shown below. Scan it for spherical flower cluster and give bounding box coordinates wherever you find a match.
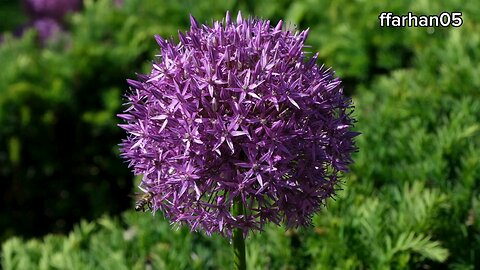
[119,12,358,237]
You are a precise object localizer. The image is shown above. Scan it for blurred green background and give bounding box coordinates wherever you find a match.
[1,0,479,269]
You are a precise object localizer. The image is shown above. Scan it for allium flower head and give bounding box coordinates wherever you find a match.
[119,11,358,237]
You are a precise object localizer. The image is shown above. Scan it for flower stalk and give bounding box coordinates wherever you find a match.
[233,197,246,270]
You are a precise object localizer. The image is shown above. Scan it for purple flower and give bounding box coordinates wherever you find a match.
[23,0,82,21]
[119,11,358,237]
[32,18,61,44]
[19,0,81,45]
[0,19,61,46]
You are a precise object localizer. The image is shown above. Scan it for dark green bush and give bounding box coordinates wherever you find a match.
[0,1,26,33]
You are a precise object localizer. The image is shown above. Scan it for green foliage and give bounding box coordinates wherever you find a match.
[1,0,480,269]
[1,212,229,270]
[350,16,480,268]
[305,182,449,269]
[0,184,450,270]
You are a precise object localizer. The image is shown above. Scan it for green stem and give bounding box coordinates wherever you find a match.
[233,198,246,270]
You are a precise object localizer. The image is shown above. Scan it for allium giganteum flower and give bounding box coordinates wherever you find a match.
[119,12,358,237]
